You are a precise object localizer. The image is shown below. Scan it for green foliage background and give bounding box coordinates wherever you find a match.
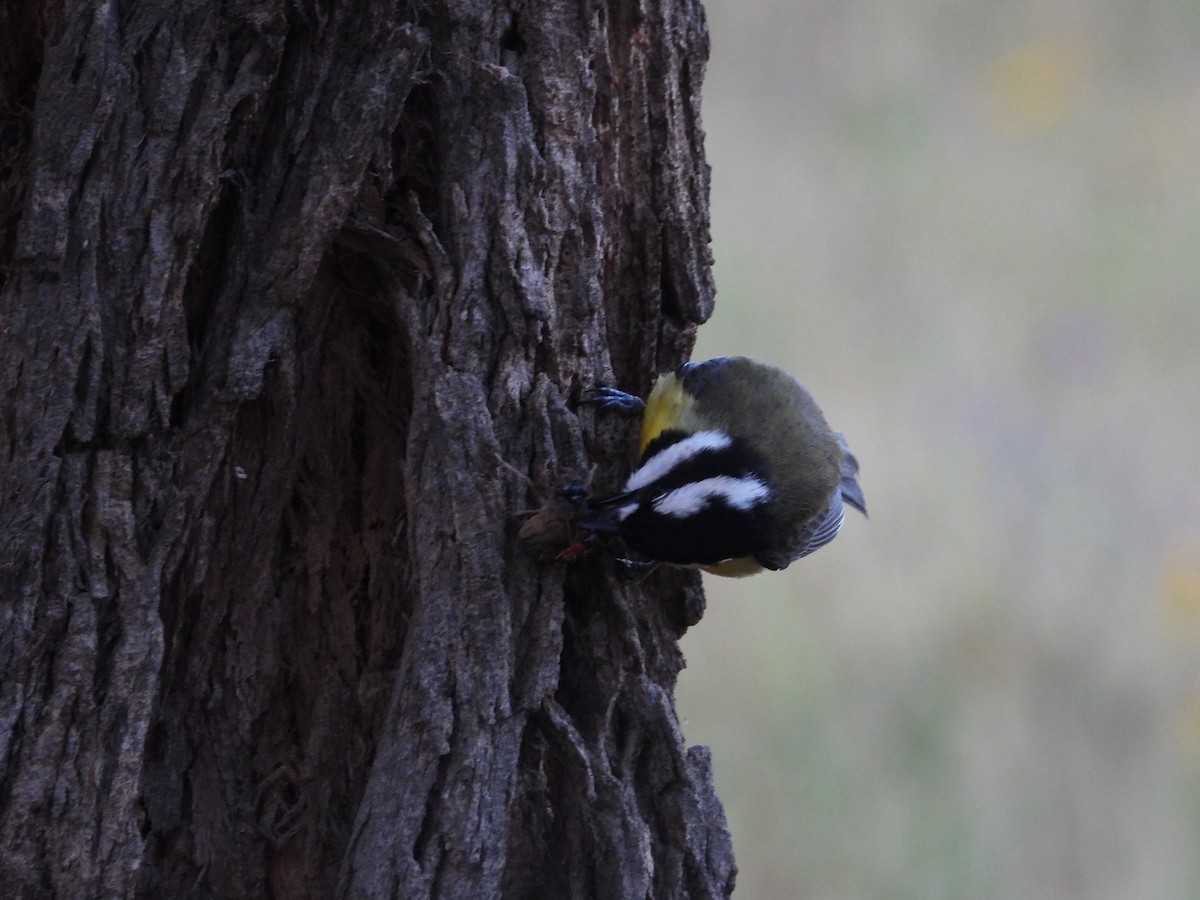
[676,2,1200,897]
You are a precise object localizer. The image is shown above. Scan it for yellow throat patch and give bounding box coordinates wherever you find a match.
[638,373,697,453]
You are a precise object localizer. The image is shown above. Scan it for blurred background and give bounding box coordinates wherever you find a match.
[674,1,1200,897]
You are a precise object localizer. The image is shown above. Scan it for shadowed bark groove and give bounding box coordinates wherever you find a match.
[0,1,734,897]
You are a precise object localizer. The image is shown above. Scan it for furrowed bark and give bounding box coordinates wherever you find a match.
[0,1,733,897]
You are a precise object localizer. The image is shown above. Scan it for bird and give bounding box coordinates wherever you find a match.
[580,356,866,577]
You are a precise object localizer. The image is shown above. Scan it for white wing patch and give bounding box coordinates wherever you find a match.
[615,502,639,522]
[624,430,732,492]
[652,475,771,519]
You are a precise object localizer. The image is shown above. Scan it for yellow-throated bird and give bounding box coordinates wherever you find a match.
[582,356,866,576]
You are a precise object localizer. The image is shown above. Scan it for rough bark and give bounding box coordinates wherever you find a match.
[0,1,732,897]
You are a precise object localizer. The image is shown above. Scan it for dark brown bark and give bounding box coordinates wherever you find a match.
[0,1,732,897]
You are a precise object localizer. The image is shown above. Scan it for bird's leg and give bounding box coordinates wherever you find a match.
[611,557,660,581]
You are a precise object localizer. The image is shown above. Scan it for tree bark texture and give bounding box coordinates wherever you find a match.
[0,1,733,897]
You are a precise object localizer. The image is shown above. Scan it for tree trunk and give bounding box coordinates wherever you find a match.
[0,1,733,897]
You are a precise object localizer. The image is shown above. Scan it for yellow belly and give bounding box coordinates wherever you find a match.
[703,557,765,578]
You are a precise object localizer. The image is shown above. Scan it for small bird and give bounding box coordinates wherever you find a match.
[581,356,866,577]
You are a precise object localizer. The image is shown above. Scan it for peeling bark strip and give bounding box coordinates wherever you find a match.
[0,1,732,898]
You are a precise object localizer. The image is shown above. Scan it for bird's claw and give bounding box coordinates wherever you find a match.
[581,387,646,417]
